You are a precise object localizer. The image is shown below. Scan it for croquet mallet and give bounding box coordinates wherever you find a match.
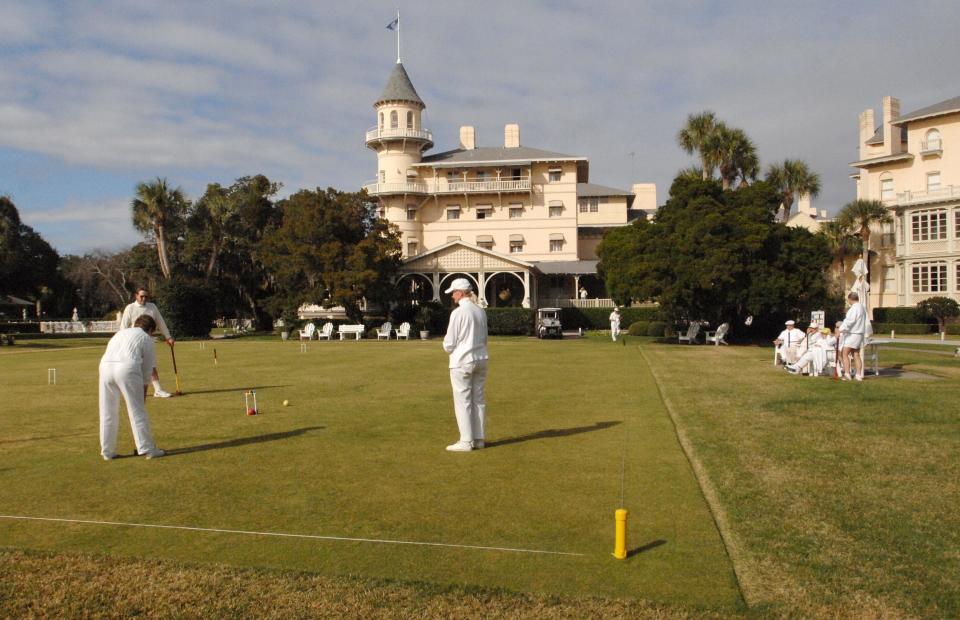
[170,343,183,396]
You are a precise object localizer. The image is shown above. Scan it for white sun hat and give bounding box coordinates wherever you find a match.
[444,277,473,294]
[785,320,795,326]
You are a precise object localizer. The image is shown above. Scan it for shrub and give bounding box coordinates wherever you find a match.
[947,323,960,336]
[487,308,535,336]
[627,321,649,336]
[872,322,935,335]
[153,278,217,339]
[873,307,934,325]
[0,321,40,334]
[561,306,661,330]
[647,321,667,337]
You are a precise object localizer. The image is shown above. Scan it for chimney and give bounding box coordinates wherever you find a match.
[858,108,875,160]
[504,123,520,148]
[797,193,815,217]
[882,96,901,155]
[459,125,475,150]
[630,183,657,215]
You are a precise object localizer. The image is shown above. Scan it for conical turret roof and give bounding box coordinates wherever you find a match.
[374,62,424,108]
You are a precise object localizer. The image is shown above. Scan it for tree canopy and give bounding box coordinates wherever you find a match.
[597,176,833,335]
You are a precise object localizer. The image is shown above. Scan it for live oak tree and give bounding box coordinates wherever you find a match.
[597,176,833,335]
[916,296,960,334]
[259,188,402,323]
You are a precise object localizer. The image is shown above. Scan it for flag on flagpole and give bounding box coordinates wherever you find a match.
[386,17,399,31]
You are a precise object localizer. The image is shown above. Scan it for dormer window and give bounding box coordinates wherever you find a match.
[922,128,942,153]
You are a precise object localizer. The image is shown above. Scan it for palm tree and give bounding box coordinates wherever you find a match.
[711,126,758,190]
[677,111,719,180]
[131,178,188,280]
[819,219,862,286]
[765,159,821,218]
[837,199,893,275]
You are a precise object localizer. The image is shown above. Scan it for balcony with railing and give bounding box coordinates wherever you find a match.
[895,184,960,206]
[365,126,434,147]
[919,138,943,156]
[363,177,532,196]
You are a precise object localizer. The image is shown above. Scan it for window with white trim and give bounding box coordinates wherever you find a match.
[548,168,562,183]
[476,205,492,220]
[406,207,416,220]
[912,209,947,241]
[549,205,563,217]
[406,111,414,129]
[927,171,941,192]
[924,128,942,151]
[509,241,523,253]
[390,110,398,129]
[379,170,385,183]
[446,206,460,220]
[955,209,960,238]
[476,171,487,182]
[379,112,384,130]
[446,171,459,184]
[477,240,493,250]
[407,241,418,255]
[912,262,947,293]
[883,266,895,291]
[880,174,894,201]
[549,239,564,252]
[509,206,523,219]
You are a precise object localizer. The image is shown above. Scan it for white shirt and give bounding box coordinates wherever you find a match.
[120,301,172,340]
[776,328,799,346]
[814,335,837,350]
[443,298,489,368]
[840,302,868,335]
[609,311,621,325]
[101,327,157,382]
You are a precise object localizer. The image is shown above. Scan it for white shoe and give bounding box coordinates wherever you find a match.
[102,454,115,461]
[154,389,172,398]
[472,439,485,449]
[144,448,165,459]
[785,365,799,374]
[854,375,863,382]
[446,441,472,452]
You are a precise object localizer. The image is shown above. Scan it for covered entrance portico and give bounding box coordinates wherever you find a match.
[397,241,537,308]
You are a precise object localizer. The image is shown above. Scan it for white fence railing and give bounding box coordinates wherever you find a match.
[40,320,120,334]
[896,185,960,205]
[363,178,532,196]
[365,126,433,143]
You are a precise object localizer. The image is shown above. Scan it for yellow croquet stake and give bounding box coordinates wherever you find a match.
[613,508,628,559]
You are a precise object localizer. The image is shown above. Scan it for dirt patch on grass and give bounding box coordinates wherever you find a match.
[0,549,730,619]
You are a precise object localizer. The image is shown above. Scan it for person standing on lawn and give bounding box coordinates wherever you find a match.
[609,307,621,342]
[120,288,175,397]
[839,291,869,381]
[99,315,165,460]
[442,278,489,452]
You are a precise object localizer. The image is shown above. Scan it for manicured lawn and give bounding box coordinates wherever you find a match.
[0,336,741,611]
[642,342,960,618]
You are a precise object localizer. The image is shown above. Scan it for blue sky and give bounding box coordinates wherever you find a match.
[2,1,959,255]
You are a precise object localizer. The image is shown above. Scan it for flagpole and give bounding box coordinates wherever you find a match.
[396,10,401,63]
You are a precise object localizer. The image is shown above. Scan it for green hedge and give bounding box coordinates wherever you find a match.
[0,321,40,334]
[154,279,217,339]
[947,324,960,336]
[487,308,535,336]
[561,307,661,330]
[627,321,650,336]
[647,321,667,337]
[873,307,936,325]
[872,322,935,335]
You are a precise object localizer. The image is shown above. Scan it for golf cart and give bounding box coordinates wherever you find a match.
[536,307,563,339]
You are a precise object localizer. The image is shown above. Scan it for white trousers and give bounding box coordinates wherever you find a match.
[99,361,157,458]
[793,348,827,374]
[449,360,488,443]
[611,322,620,341]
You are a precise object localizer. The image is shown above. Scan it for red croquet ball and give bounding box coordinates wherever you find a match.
[247,408,257,416]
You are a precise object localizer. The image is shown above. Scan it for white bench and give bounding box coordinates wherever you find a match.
[338,324,365,340]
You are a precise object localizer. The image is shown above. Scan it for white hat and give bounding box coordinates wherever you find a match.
[809,322,819,329]
[444,277,473,294]
[785,320,795,326]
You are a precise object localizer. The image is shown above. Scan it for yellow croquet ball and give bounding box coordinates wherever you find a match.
[283,400,290,406]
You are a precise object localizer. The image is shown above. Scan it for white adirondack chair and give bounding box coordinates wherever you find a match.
[377,322,393,340]
[298,322,316,341]
[395,322,411,340]
[704,322,729,346]
[317,322,334,340]
[677,321,702,344]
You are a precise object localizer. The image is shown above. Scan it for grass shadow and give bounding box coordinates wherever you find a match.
[0,431,96,445]
[627,539,667,558]
[165,426,325,456]
[179,384,292,396]
[486,421,621,448]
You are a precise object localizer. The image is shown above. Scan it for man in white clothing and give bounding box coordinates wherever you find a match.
[442,278,489,452]
[786,327,836,376]
[609,307,621,342]
[773,320,800,364]
[839,291,869,381]
[99,315,165,460]
[120,288,175,397]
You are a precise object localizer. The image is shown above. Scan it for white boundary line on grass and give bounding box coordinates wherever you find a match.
[0,514,584,557]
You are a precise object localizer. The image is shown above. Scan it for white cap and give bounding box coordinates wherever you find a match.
[809,322,819,329]
[444,277,473,294]
[785,320,795,326]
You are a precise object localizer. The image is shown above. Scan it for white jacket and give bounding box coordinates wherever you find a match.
[100,327,157,383]
[442,299,489,368]
[120,301,172,340]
